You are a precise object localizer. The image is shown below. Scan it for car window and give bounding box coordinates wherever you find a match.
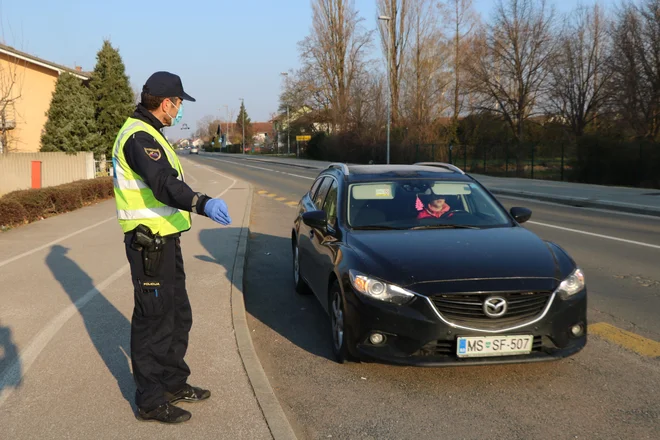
[322,179,339,228]
[348,180,511,229]
[309,177,324,199]
[313,177,333,209]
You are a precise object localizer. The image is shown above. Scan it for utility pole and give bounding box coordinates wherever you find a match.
[223,105,229,139]
[281,72,290,155]
[239,98,245,154]
[379,15,392,165]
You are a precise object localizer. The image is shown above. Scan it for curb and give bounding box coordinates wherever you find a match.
[230,184,298,440]
[489,188,660,218]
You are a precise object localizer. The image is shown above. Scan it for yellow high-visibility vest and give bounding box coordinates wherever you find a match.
[112,117,192,236]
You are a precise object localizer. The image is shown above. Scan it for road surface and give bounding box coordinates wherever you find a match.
[188,154,660,440]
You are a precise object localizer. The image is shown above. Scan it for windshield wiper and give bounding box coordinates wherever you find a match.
[352,225,407,230]
[409,224,481,230]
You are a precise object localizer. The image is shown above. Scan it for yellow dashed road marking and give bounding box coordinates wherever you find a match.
[590,322,660,358]
[255,189,299,208]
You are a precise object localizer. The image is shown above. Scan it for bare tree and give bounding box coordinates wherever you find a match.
[0,49,26,154]
[609,0,660,140]
[467,0,557,149]
[298,0,373,130]
[439,0,479,138]
[401,0,452,143]
[378,0,411,127]
[546,3,610,138]
[195,115,214,138]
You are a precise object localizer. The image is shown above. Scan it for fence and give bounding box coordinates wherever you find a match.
[414,142,574,181]
[0,152,95,196]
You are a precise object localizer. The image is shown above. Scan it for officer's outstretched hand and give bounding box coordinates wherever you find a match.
[204,198,232,225]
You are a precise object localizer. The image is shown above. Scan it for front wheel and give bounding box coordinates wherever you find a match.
[330,282,358,364]
[292,239,311,295]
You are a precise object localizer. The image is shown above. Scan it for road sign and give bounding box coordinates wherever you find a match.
[296,135,311,141]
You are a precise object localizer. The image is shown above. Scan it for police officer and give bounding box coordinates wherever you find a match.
[112,71,231,424]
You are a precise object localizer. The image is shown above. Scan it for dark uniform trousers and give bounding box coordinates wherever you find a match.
[124,231,192,411]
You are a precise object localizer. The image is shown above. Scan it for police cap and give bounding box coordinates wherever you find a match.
[143,71,196,102]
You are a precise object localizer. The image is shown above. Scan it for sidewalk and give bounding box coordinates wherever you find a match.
[0,158,295,440]
[209,153,660,217]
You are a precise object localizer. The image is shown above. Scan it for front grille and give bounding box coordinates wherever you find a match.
[431,292,552,328]
[417,336,544,357]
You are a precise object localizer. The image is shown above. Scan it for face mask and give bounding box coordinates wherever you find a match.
[166,100,184,127]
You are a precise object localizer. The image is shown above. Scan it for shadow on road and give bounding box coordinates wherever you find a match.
[0,322,21,395]
[197,227,335,362]
[45,245,134,410]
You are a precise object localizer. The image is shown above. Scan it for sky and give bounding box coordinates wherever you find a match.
[2,0,615,141]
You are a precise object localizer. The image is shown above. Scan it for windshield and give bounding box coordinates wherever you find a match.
[347,180,512,229]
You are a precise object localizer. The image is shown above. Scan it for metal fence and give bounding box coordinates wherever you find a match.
[413,143,575,181]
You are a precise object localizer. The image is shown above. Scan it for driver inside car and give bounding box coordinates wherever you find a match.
[417,193,453,219]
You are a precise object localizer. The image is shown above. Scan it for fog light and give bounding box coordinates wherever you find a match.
[369,333,385,345]
[571,324,584,337]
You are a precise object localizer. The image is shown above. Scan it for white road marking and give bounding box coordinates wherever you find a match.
[0,217,115,269]
[203,156,316,180]
[528,221,660,250]
[0,264,129,408]
[0,168,238,408]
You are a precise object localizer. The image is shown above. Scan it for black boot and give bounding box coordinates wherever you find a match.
[136,402,192,424]
[166,384,211,404]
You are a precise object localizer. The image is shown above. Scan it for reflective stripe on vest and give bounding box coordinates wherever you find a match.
[112,117,191,236]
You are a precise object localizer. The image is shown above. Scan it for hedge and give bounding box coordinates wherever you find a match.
[0,177,114,230]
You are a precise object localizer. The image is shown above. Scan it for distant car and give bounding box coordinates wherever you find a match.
[190,146,199,154]
[291,162,587,365]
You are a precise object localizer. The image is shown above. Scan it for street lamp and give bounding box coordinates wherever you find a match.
[280,72,290,156]
[379,15,392,165]
[239,98,245,155]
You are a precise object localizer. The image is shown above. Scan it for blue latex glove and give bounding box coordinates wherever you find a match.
[204,198,232,225]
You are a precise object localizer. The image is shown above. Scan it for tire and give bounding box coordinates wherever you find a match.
[292,239,311,295]
[330,281,358,364]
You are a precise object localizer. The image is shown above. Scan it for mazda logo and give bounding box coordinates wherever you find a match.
[483,297,507,318]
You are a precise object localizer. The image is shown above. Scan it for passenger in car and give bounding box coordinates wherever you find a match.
[417,194,453,219]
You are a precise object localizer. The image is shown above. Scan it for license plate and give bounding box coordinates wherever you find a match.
[456,335,533,358]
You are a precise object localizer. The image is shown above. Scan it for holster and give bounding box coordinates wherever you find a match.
[130,225,166,277]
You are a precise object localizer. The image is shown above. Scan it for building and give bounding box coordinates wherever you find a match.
[0,43,90,154]
[251,122,276,145]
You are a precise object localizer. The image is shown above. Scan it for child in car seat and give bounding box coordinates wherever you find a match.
[416,194,452,219]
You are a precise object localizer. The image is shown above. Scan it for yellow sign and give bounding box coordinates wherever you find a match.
[296,135,312,141]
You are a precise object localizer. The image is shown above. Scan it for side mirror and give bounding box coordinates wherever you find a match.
[302,210,327,230]
[510,207,532,224]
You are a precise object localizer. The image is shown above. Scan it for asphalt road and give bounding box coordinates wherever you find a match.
[191,154,660,440]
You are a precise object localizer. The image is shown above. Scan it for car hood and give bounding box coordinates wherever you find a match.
[346,227,563,288]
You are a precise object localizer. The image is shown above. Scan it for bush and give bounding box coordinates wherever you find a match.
[0,177,114,230]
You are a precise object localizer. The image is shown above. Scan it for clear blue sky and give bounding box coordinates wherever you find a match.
[2,0,612,141]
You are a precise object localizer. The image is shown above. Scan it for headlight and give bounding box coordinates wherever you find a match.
[556,268,585,298]
[349,270,415,305]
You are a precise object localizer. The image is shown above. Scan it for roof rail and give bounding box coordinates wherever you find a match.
[414,162,465,175]
[328,163,350,175]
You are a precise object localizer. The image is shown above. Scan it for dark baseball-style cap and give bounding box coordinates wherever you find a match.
[143,71,196,102]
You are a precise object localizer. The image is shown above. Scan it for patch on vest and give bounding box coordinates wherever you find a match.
[144,148,161,161]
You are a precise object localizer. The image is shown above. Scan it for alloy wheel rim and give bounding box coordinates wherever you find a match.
[332,291,344,351]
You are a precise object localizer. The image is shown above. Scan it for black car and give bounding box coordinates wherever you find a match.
[291,162,587,365]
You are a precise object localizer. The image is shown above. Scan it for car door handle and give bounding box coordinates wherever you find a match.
[310,230,314,239]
